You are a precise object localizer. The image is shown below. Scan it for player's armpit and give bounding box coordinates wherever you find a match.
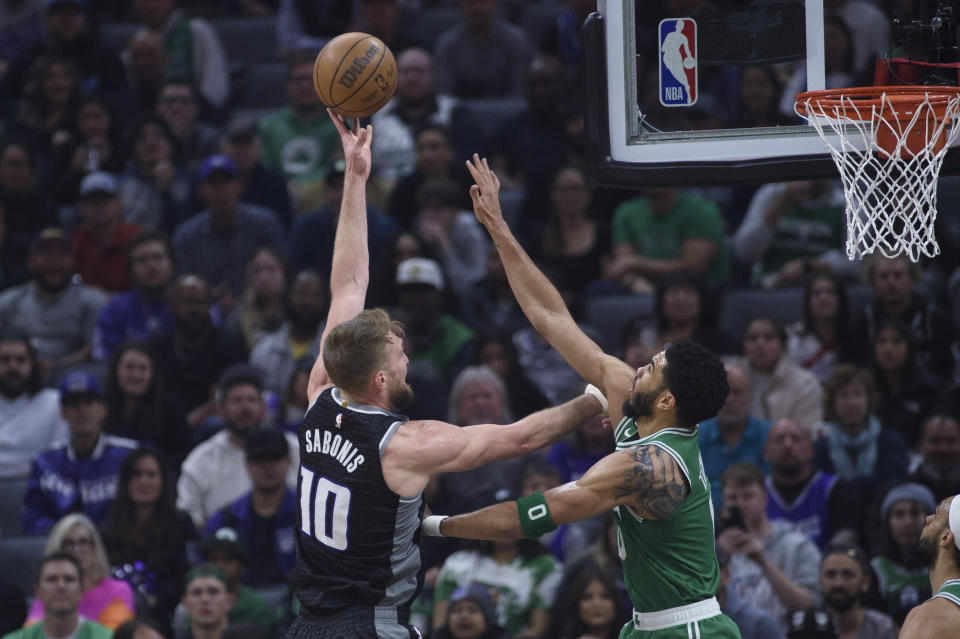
[614,444,690,519]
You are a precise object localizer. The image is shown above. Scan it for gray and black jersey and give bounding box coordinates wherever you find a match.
[290,386,424,637]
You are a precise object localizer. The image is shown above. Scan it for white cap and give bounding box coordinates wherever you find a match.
[950,494,960,550]
[396,257,444,291]
[79,171,118,198]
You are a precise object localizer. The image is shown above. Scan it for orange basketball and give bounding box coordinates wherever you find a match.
[313,32,397,118]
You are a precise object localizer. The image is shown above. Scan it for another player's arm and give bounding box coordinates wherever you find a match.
[308,111,372,403]
[436,444,690,540]
[466,155,634,416]
[383,392,605,494]
[899,599,960,639]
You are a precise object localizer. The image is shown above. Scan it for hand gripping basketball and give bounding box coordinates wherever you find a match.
[682,57,696,70]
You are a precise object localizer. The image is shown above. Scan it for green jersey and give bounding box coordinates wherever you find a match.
[612,419,718,613]
[931,578,960,609]
[3,620,111,639]
[870,556,930,613]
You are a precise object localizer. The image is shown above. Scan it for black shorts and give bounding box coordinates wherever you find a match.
[287,607,423,639]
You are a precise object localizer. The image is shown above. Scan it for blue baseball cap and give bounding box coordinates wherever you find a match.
[198,154,237,181]
[58,372,103,399]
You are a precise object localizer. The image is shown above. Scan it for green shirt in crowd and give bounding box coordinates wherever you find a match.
[3,619,111,639]
[259,107,339,185]
[611,192,730,287]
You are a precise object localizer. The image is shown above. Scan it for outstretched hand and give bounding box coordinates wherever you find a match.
[466,154,504,230]
[327,109,372,181]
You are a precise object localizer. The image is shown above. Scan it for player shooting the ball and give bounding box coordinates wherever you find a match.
[422,156,742,639]
[289,113,606,639]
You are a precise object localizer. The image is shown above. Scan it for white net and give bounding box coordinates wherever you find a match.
[795,90,960,261]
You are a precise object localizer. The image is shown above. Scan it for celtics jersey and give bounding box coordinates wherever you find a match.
[612,419,718,613]
[870,556,930,613]
[931,579,960,608]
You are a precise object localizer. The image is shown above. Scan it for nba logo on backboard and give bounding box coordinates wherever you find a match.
[659,18,697,107]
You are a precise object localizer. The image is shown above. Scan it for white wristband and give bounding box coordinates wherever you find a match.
[584,384,609,416]
[422,515,448,537]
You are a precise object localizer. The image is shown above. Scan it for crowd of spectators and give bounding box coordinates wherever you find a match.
[1,1,959,639]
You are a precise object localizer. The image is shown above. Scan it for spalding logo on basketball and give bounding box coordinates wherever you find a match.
[313,32,398,118]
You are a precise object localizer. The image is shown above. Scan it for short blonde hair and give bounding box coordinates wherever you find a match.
[322,309,404,395]
[45,513,110,584]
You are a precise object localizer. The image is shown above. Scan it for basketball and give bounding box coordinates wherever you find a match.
[683,57,696,69]
[313,32,397,118]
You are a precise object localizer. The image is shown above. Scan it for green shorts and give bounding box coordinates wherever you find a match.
[618,612,742,639]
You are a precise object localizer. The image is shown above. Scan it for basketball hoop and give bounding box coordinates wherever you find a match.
[795,86,960,261]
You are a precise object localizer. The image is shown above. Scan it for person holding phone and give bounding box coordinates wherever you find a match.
[718,462,822,634]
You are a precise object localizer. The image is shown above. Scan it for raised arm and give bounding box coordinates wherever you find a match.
[382,390,606,496]
[466,155,633,409]
[427,443,691,540]
[308,111,373,403]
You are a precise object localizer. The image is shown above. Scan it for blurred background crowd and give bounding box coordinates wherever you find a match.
[0,0,959,638]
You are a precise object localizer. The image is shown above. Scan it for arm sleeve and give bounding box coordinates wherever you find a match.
[734,183,781,261]
[189,19,230,109]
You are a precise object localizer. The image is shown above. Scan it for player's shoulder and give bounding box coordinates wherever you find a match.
[901,598,960,638]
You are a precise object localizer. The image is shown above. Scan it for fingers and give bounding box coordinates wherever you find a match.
[465,158,479,181]
[327,108,347,134]
[469,184,481,205]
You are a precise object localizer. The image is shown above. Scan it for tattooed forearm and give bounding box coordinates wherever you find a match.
[612,445,690,519]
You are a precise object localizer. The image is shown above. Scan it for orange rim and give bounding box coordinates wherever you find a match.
[795,86,960,121]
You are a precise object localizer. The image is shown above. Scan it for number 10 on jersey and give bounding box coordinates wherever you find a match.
[300,467,352,550]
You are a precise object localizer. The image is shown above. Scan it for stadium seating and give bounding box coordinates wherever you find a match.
[0,536,48,596]
[458,98,527,146]
[213,17,277,65]
[719,284,875,340]
[517,3,567,47]
[585,294,656,352]
[0,477,27,537]
[239,63,288,110]
[405,7,462,48]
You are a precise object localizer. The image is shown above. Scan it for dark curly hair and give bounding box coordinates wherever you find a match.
[663,340,729,429]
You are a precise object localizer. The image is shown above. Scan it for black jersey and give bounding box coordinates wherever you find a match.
[291,386,424,619]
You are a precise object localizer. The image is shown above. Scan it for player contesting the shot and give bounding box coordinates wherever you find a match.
[288,115,605,639]
[898,494,960,639]
[422,156,742,639]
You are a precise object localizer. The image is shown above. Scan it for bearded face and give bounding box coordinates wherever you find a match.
[622,385,664,419]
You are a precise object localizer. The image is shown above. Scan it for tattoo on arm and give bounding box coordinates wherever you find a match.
[613,445,690,519]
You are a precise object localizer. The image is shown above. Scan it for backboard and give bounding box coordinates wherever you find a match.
[583,0,960,187]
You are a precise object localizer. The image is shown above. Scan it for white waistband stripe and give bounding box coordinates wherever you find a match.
[633,598,720,631]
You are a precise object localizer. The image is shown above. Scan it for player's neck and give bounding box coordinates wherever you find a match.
[930,556,960,592]
[633,415,691,439]
[338,388,392,412]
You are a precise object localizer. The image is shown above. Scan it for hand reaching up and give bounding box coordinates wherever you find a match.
[328,109,372,181]
[466,153,504,231]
